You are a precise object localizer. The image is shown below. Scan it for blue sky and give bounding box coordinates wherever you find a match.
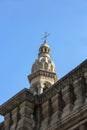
[0,0,87,121]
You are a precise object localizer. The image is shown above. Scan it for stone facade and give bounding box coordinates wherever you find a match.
[0,59,87,130]
[0,41,87,130]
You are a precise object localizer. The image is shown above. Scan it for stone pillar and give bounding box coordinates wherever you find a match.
[51,93,63,124]
[38,82,44,94]
[73,77,86,109]
[40,101,49,130]
[4,113,11,130]
[62,83,75,117]
[79,124,86,130]
[10,107,18,130]
[17,101,34,130]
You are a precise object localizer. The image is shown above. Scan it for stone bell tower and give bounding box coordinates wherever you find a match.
[28,40,58,94]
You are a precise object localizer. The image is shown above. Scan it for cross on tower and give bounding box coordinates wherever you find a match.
[42,32,50,42]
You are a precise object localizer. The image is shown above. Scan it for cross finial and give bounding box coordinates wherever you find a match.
[42,32,50,43]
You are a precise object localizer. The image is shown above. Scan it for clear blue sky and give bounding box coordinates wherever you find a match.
[0,0,87,121]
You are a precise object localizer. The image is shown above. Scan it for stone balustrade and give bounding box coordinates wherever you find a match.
[40,65,87,129]
[10,107,19,130]
[51,92,64,124]
[73,77,86,109]
[17,101,34,130]
[40,101,49,130]
[3,101,35,130]
[62,80,75,117]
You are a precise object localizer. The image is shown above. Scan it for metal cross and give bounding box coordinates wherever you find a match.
[42,32,50,42]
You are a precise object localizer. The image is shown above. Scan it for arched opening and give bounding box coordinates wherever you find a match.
[45,48,47,52]
[0,115,4,122]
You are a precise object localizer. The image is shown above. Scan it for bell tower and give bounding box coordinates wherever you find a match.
[28,40,58,94]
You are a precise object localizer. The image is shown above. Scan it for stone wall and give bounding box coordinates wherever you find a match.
[0,60,87,130]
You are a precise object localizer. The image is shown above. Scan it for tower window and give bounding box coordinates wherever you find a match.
[45,48,47,52]
[40,48,43,52]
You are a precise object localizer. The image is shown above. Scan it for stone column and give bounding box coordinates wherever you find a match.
[4,113,11,130]
[40,101,49,130]
[73,77,86,110]
[17,101,34,130]
[79,124,86,130]
[51,93,63,124]
[10,107,18,130]
[38,82,44,94]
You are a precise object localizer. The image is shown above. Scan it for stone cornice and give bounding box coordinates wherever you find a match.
[28,69,57,83]
[35,59,87,104]
[0,88,34,116]
[58,59,87,86]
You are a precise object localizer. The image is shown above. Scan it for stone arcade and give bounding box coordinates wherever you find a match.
[0,41,87,130]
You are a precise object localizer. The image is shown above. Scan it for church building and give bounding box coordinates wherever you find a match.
[0,40,87,130]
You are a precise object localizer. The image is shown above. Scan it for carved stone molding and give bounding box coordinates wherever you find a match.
[28,70,57,83]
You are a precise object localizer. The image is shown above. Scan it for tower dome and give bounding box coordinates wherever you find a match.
[32,41,56,73]
[28,41,58,94]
